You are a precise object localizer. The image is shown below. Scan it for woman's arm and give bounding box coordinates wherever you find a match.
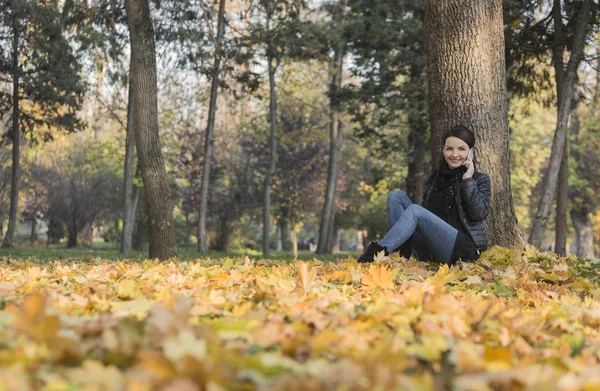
[459,174,491,222]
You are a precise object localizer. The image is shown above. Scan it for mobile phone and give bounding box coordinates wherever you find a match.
[467,149,474,163]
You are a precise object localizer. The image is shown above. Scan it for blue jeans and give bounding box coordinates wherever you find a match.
[379,190,458,264]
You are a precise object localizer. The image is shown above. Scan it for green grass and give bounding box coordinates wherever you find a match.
[0,242,358,263]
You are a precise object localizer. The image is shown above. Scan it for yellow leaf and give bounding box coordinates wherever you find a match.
[362,264,396,291]
[295,261,317,293]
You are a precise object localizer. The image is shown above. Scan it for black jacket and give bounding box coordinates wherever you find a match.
[421,171,491,252]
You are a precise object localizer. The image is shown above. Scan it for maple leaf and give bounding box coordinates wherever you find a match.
[295,261,317,293]
[361,264,397,291]
[373,249,388,264]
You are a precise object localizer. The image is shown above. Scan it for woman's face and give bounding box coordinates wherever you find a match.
[443,136,470,169]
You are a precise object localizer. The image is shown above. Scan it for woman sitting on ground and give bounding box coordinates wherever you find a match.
[358,125,491,264]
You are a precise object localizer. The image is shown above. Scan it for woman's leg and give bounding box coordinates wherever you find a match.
[386,190,413,227]
[379,204,458,264]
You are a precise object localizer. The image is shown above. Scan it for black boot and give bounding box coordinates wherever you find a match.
[357,241,389,263]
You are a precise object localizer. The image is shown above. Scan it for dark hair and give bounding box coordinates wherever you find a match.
[442,125,475,149]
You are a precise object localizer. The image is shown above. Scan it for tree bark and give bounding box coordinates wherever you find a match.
[120,67,139,253]
[198,0,226,254]
[2,14,20,248]
[125,0,177,260]
[528,0,592,248]
[424,0,525,248]
[263,7,278,259]
[317,6,345,254]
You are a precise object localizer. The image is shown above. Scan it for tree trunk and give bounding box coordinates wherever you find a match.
[555,140,568,256]
[125,0,177,260]
[553,0,568,256]
[291,223,298,257]
[121,67,139,253]
[571,209,595,257]
[528,0,592,248]
[133,204,146,251]
[280,217,291,251]
[2,17,20,249]
[198,0,226,254]
[30,213,36,244]
[569,60,596,258]
[317,15,345,254]
[424,0,525,248]
[214,207,233,251]
[67,229,77,248]
[184,210,190,251]
[263,10,278,259]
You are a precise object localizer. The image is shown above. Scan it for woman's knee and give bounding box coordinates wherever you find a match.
[405,204,425,219]
[387,190,408,208]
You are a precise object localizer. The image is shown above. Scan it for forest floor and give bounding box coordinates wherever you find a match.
[0,246,599,390]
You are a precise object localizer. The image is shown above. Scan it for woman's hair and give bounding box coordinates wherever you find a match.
[442,124,475,149]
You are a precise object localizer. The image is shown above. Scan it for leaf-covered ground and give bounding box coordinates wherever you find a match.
[0,247,600,390]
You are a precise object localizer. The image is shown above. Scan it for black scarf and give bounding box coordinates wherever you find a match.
[431,162,467,219]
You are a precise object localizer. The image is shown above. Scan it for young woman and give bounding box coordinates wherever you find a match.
[357,125,491,265]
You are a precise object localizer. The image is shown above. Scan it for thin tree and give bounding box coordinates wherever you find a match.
[424,0,525,248]
[198,0,227,254]
[124,0,177,259]
[3,6,20,248]
[570,52,600,257]
[263,2,279,258]
[554,0,570,256]
[528,0,593,248]
[120,69,140,253]
[317,0,346,254]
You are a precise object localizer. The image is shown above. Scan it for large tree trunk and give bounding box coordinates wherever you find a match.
[198,0,226,254]
[263,9,278,259]
[2,17,20,249]
[317,8,345,254]
[125,0,177,260]
[424,0,525,248]
[120,67,139,253]
[528,0,592,248]
[279,217,292,252]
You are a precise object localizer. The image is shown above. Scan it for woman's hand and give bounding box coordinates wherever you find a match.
[463,160,474,179]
